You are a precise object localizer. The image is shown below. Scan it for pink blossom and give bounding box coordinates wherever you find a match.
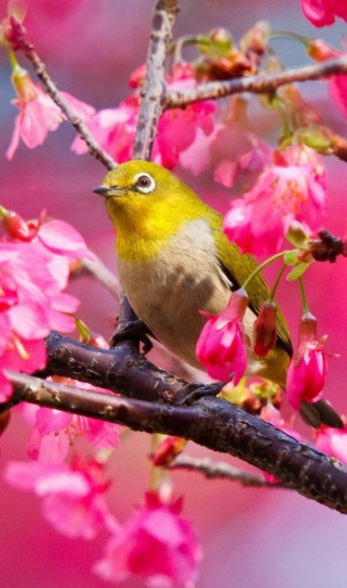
[72,62,216,170]
[7,64,95,160]
[71,104,137,163]
[300,0,347,27]
[94,491,202,588]
[286,313,328,411]
[0,213,94,401]
[4,457,117,539]
[17,380,120,462]
[223,146,328,257]
[315,425,347,464]
[196,289,249,384]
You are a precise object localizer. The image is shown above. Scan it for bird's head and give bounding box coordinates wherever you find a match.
[93,161,201,244]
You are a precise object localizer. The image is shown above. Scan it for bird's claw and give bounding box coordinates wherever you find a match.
[110,320,153,354]
[179,382,224,406]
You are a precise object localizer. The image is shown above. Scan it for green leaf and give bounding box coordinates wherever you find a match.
[287,263,310,281]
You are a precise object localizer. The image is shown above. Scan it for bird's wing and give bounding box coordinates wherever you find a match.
[208,211,293,357]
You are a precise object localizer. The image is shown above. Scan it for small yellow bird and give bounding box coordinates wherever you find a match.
[94,160,342,428]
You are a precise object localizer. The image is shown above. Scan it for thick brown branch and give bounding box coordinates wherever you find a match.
[3,370,347,514]
[7,17,116,171]
[41,332,221,405]
[165,56,347,107]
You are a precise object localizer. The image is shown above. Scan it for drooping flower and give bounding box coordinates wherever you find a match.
[4,456,117,539]
[196,288,249,384]
[6,63,95,160]
[223,145,328,257]
[286,313,328,411]
[94,490,202,588]
[300,0,347,27]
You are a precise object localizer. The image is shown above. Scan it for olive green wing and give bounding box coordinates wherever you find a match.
[208,210,293,357]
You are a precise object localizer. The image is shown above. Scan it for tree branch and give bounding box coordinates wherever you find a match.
[165,56,347,107]
[7,17,116,171]
[132,0,178,160]
[169,454,283,487]
[39,332,221,405]
[3,369,347,515]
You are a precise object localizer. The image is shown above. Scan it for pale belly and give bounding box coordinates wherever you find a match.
[117,219,257,370]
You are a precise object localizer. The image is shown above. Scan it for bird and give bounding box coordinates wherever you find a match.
[93,160,342,429]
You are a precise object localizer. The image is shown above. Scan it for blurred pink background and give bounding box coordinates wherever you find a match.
[1,1,347,587]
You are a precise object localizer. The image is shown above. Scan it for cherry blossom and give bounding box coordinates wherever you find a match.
[6,63,95,160]
[223,146,328,257]
[286,313,328,411]
[0,211,95,401]
[4,456,117,539]
[196,289,249,384]
[72,62,216,170]
[94,490,202,588]
[300,0,347,27]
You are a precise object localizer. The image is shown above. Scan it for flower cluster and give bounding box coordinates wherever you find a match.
[72,62,216,170]
[0,208,94,402]
[223,145,328,257]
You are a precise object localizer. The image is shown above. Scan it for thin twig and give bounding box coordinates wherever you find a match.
[165,56,347,107]
[170,454,285,487]
[3,369,347,514]
[71,257,119,299]
[7,17,116,171]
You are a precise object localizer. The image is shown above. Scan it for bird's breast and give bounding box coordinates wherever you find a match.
[117,219,232,367]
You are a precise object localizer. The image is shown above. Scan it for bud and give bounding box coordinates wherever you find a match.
[197,27,233,59]
[0,206,37,241]
[306,39,339,62]
[253,302,277,357]
[240,20,271,54]
[152,436,187,467]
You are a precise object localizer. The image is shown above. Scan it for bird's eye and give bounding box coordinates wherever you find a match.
[134,172,156,194]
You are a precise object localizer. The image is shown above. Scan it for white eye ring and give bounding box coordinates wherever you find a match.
[133,172,156,194]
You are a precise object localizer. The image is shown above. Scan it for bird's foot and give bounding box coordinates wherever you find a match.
[110,320,153,354]
[180,382,224,406]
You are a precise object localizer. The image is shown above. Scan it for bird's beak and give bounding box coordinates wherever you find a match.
[93,186,125,198]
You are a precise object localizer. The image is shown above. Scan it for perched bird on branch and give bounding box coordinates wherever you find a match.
[94,160,342,429]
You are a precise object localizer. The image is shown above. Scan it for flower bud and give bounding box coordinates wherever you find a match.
[0,206,36,241]
[253,301,277,357]
[152,436,187,467]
